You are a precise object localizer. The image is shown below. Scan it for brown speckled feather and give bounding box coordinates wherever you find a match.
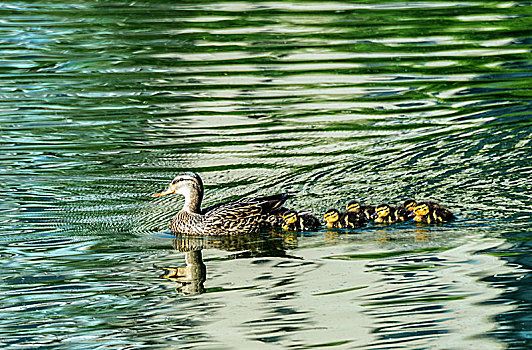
[172,194,291,235]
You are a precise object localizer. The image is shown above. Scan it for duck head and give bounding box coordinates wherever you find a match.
[372,204,391,219]
[152,172,204,213]
[414,202,431,216]
[282,210,298,225]
[323,208,340,228]
[346,200,361,212]
[403,199,417,212]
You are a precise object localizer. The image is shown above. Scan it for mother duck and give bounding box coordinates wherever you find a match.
[152,172,291,235]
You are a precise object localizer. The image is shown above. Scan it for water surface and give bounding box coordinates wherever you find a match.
[1,1,531,349]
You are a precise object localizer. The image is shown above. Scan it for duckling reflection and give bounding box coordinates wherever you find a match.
[414,228,430,242]
[162,233,300,295]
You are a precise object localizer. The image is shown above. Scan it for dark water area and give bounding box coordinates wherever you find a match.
[1,1,531,349]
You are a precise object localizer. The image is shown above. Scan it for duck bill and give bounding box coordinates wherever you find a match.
[152,187,174,198]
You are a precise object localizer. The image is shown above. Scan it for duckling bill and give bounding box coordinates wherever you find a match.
[323,208,366,229]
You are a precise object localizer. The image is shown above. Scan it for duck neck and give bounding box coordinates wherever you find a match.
[182,185,203,214]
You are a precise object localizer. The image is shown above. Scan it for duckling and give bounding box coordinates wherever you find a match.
[152,172,291,235]
[403,199,444,213]
[372,204,411,224]
[346,200,375,221]
[403,199,418,213]
[282,210,321,232]
[323,208,367,229]
[412,202,455,224]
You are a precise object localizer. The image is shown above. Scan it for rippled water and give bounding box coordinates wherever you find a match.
[1,1,531,349]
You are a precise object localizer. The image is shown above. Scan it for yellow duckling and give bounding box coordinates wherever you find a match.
[346,200,374,221]
[403,199,444,213]
[412,202,455,224]
[323,208,366,229]
[372,204,411,224]
[282,210,321,232]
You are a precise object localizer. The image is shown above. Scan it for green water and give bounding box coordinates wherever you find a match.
[1,1,531,349]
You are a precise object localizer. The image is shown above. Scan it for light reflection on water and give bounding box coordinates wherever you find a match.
[151,234,513,349]
[1,0,531,349]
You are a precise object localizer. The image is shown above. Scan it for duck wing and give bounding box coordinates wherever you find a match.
[201,194,290,214]
[202,194,292,234]
[200,201,227,215]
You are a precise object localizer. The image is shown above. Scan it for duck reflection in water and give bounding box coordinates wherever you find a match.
[160,232,301,295]
[161,249,206,296]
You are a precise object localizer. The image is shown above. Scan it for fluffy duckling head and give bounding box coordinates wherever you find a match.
[346,200,361,212]
[404,199,417,212]
[282,210,298,225]
[414,202,431,216]
[373,204,391,218]
[323,209,340,226]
